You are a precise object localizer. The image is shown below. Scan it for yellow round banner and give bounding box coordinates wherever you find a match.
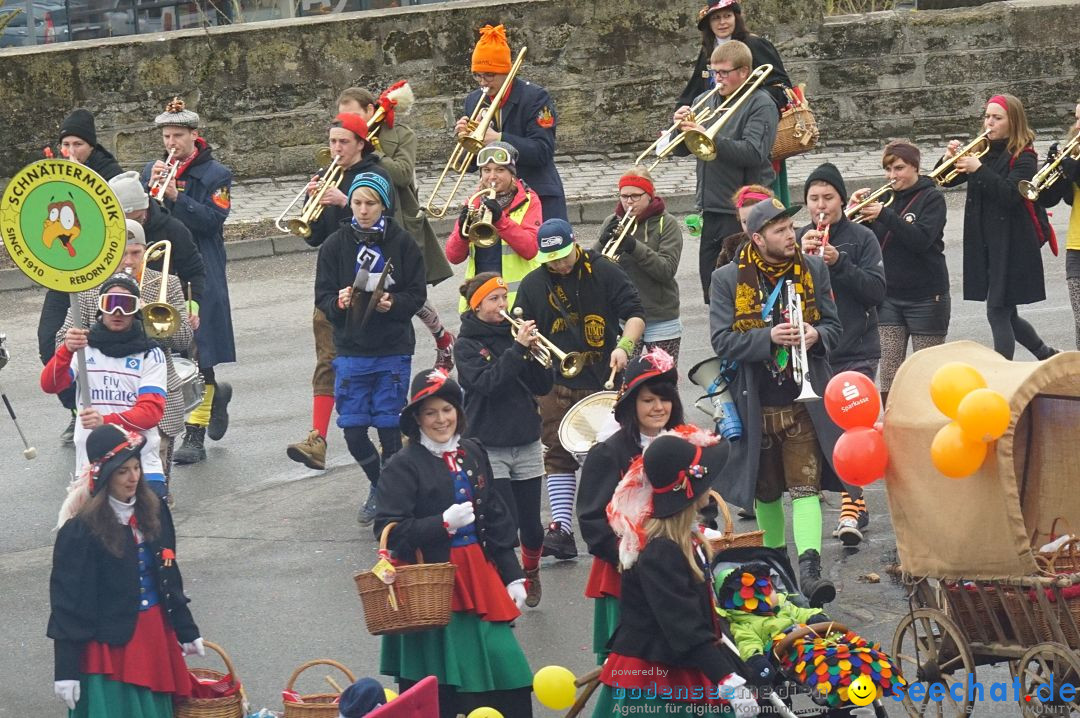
[0,159,126,292]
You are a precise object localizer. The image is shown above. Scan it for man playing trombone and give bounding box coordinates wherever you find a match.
[445,141,543,312]
[458,24,567,221]
[668,40,778,304]
[513,219,645,560]
[709,199,843,607]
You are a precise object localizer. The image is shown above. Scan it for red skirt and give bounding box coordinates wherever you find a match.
[585,557,621,599]
[600,653,730,706]
[81,604,192,697]
[449,543,520,623]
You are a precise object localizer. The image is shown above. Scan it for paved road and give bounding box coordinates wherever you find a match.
[0,195,1070,715]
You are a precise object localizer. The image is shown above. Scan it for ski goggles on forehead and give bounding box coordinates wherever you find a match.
[476,145,513,167]
[99,293,140,315]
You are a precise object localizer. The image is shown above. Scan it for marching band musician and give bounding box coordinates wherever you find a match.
[336,87,457,371]
[513,219,645,560]
[454,272,555,608]
[459,23,567,221]
[55,221,192,498]
[140,98,236,466]
[314,173,426,527]
[671,40,778,304]
[445,141,542,312]
[709,200,843,607]
[797,163,885,549]
[286,113,396,473]
[936,94,1057,362]
[592,167,685,367]
[1036,97,1080,349]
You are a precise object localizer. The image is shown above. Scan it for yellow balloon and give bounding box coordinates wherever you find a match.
[466,709,504,718]
[532,665,577,710]
[931,421,988,478]
[956,388,1011,443]
[930,363,987,419]
[383,688,397,702]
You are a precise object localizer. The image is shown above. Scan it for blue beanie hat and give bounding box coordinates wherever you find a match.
[348,173,392,213]
[337,678,387,718]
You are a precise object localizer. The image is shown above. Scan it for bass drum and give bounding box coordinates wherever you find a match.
[173,357,205,414]
[558,390,619,461]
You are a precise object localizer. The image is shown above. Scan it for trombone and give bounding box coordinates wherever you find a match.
[785,280,819,403]
[601,212,637,260]
[275,148,344,238]
[366,81,415,152]
[637,64,772,170]
[424,47,528,218]
[139,240,181,340]
[461,185,499,248]
[845,180,895,224]
[148,148,179,202]
[1019,133,1080,200]
[929,131,991,186]
[503,308,586,379]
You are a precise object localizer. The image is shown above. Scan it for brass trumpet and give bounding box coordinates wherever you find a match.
[601,212,637,260]
[275,148,344,238]
[503,308,587,379]
[148,148,179,202]
[929,131,991,186]
[461,186,499,248]
[1019,133,1080,200]
[845,180,895,224]
[139,240,181,339]
[424,47,528,218]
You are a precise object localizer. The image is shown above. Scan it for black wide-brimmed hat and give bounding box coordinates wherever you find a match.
[644,430,729,518]
[614,346,678,413]
[697,0,742,30]
[399,368,464,436]
[84,424,145,495]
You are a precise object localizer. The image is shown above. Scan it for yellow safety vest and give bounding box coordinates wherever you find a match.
[458,194,540,313]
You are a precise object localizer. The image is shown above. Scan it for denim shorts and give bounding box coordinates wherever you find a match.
[485,440,545,481]
[877,294,950,335]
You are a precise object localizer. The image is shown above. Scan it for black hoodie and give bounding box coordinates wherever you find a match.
[454,311,555,447]
[865,175,949,301]
[143,200,207,305]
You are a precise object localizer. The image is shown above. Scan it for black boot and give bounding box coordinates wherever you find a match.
[799,549,836,608]
[173,424,207,465]
[207,382,232,441]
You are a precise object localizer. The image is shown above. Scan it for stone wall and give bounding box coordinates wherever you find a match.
[0,0,1076,180]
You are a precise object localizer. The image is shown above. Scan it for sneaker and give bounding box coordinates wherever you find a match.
[855,497,869,531]
[206,382,232,441]
[357,490,378,527]
[835,516,863,547]
[60,413,76,446]
[287,430,327,470]
[737,506,756,520]
[541,522,578,560]
[833,492,861,540]
[524,568,542,608]
[434,331,455,372]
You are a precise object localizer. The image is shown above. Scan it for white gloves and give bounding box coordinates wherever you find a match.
[181,637,206,657]
[442,502,475,533]
[54,680,80,710]
[507,579,527,610]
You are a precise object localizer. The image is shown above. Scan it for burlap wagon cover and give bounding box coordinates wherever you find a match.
[885,341,1080,579]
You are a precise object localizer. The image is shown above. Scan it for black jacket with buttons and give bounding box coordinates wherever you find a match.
[373,439,524,585]
[47,500,198,681]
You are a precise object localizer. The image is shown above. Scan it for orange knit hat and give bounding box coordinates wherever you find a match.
[472,24,512,74]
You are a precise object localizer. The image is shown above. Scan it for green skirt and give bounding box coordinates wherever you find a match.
[773,160,791,207]
[71,674,174,718]
[380,611,532,693]
[591,596,620,718]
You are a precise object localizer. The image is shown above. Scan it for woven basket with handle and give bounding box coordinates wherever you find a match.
[706,490,765,553]
[282,659,356,718]
[771,87,819,162]
[1033,518,1080,575]
[354,521,456,635]
[174,640,244,718]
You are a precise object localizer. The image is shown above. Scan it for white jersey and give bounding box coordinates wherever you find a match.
[71,346,168,483]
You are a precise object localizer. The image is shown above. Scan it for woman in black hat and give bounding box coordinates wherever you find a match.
[373,369,533,718]
[47,424,202,717]
[600,430,756,715]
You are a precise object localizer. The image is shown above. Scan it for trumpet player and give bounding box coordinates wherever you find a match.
[1035,98,1080,348]
[140,97,236,466]
[454,272,555,607]
[669,40,778,303]
[445,142,543,312]
[592,167,684,366]
[513,219,645,560]
[709,200,843,607]
[935,94,1057,361]
[459,23,567,221]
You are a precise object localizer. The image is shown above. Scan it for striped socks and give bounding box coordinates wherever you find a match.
[547,473,576,532]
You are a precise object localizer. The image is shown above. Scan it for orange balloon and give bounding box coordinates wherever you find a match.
[956,388,1010,443]
[929,363,987,419]
[931,421,988,478]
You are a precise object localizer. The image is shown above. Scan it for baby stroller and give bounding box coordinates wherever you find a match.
[711,545,895,717]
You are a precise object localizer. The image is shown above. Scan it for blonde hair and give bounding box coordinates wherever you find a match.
[351,186,384,207]
[623,164,653,182]
[642,500,712,582]
[991,93,1036,159]
[710,40,752,71]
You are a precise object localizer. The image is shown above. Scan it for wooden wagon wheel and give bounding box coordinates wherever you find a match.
[892,608,975,718]
[1017,642,1080,717]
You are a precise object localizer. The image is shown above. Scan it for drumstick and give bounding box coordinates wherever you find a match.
[603,364,618,391]
[325,675,344,693]
[0,381,36,459]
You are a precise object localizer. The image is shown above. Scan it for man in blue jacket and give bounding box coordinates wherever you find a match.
[141,97,236,466]
[457,23,567,221]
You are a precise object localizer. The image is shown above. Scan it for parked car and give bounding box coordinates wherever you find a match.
[0,0,69,47]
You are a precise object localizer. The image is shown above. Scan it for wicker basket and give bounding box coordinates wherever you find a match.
[175,640,244,718]
[282,659,356,718]
[354,522,456,636]
[706,490,765,553]
[1033,519,1080,575]
[771,101,819,162]
[942,581,1012,641]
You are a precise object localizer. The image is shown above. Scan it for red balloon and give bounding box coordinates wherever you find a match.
[824,371,882,430]
[833,427,888,486]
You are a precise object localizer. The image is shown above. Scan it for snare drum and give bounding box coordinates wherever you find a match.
[558,390,619,461]
[173,357,205,413]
